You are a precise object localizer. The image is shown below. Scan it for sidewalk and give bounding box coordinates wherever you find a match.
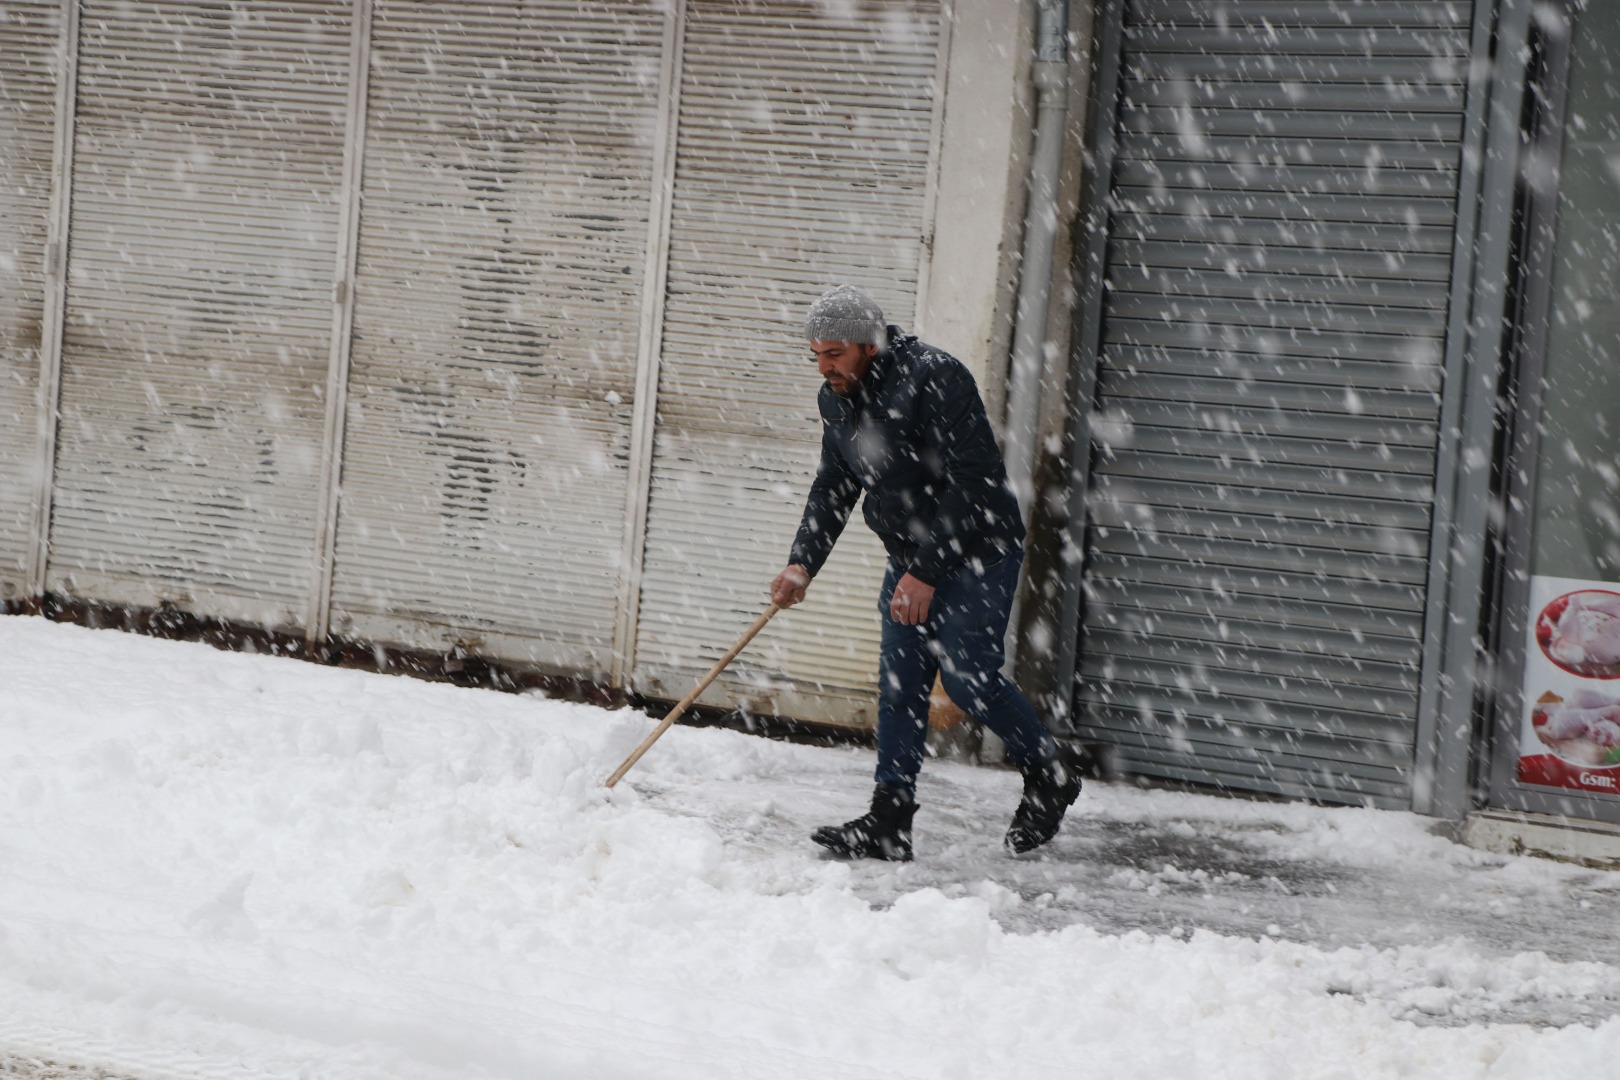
[4,614,1618,1079]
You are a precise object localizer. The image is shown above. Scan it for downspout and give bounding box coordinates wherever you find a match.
[1047,1,1126,728]
[1002,0,1070,673]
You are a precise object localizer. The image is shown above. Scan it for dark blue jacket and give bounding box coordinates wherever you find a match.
[789,328,1025,585]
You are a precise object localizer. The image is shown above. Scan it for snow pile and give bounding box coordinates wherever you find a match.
[2,616,1618,1079]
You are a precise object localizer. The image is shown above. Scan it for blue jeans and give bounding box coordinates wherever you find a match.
[875,551,1056,794]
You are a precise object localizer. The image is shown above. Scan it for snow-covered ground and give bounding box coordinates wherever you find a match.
[3,614,1619,1080]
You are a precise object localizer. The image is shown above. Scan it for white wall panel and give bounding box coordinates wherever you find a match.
[328,1,666,674]
[47,2,352,629]
[0,1,64,601]
[631,0,946,724]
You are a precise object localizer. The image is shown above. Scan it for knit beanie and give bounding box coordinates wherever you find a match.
[804,285,887,345]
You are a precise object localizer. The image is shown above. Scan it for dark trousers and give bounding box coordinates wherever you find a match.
[874,551,1056,794]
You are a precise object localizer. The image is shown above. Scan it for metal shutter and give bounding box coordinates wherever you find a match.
[1075,0,1474,805]
[328,1,666,674]
[0,1,63,600]
[629,0,945,724]
[47,2,353,629]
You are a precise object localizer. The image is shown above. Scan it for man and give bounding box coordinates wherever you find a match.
[770,284,1084,861]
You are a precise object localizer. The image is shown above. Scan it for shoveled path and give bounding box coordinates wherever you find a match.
[641,741,1620,1030]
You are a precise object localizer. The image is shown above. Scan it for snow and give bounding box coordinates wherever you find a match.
[3,614,1619,1080]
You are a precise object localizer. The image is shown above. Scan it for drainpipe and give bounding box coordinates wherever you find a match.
[973,0,1068,765]
[1003,0,1070,667]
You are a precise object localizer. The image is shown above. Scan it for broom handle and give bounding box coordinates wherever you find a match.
[604,602,782,788]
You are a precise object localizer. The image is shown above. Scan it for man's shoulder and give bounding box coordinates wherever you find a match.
[890,335,969,381]
[891,338,977,400]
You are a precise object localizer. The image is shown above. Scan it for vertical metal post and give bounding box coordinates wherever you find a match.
[1002,0,1071,696]
[1048,0,1126,728]
[1003,0,1069,521]
[306,0,375,649]
[911,0,956,332]
[611,0,689,687]
[25,0,83,603]
[1414,0,1535,817]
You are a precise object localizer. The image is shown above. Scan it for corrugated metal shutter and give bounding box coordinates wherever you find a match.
[328,1,666,674]
[46,2,353,629]
[0,1,62,600]
[1075,0,1474,805]
[630,0,945,725]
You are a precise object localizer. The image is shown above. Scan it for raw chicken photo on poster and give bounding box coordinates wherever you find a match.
[1519,576,1620,795]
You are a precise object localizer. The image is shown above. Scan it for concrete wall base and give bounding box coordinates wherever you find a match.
[1463,809,1620,870]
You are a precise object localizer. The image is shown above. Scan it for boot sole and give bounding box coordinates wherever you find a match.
[810,830,913,862]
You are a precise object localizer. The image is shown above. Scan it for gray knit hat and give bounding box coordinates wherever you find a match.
[804,285,887,346]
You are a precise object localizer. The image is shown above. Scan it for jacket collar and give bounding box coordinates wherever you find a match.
[855,325,906,398]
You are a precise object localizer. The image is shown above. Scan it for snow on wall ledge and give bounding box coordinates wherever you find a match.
[1,613,1617,1080]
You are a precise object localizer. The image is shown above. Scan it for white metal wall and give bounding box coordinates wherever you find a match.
[629,0,947,723]
[3,0,952,727]
[0,1,62,601]
[328,0,667,674]
[47,2,354,630]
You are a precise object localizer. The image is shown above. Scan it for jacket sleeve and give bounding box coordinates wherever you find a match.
[788,424,862,577]
[906,360,1017,585]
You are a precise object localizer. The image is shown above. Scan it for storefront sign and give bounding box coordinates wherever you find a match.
[1518,576,1620,796]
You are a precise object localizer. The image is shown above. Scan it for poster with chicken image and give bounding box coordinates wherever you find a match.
[1518,575,1620,796]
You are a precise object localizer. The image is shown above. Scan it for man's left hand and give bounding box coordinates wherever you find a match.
[889,573,935,626]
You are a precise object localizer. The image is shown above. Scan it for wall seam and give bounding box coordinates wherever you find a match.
[25,0,83,602]
[306,0,376,647]
[611,0,689,688]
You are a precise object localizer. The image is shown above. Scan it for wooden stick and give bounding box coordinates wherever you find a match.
[604,602,782,788]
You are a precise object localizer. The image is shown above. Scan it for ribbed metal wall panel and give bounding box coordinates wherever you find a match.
[327,1,665,673]
[46,2,352,628]
[0,1,61,600]
[630,0,944,724]
[1075,0,1475,806]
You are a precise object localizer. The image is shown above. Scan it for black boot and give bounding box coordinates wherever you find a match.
[811,783,916,861]
[1004,742,1085,854]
